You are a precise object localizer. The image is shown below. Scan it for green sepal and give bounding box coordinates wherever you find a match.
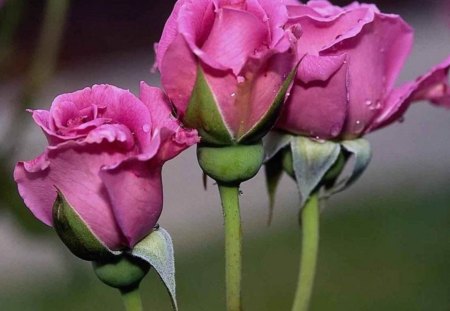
[184,66,233,146]
[93,254,150,290]
[291,137,341,208]
[264,151,284,225]
[52,190,120,261]
[262,130,292,161]
[131,227,178,311]
[197,142,264,186]
[238,66,297,144]
[325,138,372,196]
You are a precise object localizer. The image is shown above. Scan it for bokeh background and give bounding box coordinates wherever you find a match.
[0,0,449,310]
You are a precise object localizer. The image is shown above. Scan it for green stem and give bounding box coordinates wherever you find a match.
[292,193,320,311]
[218,184,242,311]
[120,287,143,311]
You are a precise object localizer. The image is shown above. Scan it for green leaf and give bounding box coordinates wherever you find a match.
[52,190,120,261]
[131,227,178,311]
[326,138,372,196]
[264,152,284,225]
[184,66,233,146]
[238,66,297,144]
[291,137,341,208]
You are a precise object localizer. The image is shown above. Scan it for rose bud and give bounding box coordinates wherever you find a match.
[156,0,299,147]
[277,0,450,140]
[14,83,199,257]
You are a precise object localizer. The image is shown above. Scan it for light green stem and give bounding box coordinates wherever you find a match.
[120,287,143,311]
[292,193,320,311]
[218,184,242,311]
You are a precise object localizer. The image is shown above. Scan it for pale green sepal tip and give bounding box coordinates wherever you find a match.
[52,190,121,261]
[93,255,150,290]
[262,131,292,162]
[238,66,297,144]
[325,138,372,196]
[184,66,233,146]
[291,137,341,208]
[131,227,178,311]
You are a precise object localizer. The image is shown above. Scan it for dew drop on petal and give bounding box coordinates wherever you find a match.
[237,76,245,83]
[330,124,341,137]
[143,124,151,133]
[231,92,236,97]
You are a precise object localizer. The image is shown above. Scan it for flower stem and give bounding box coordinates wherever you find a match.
[218,184,242,311]
[120,287,143,311]
[292,193,320,311]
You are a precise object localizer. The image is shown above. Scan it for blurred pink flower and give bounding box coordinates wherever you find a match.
[14,84,199,250]
[277,0,450,140]
[156,0,298,144]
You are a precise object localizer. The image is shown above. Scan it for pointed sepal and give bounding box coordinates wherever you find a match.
[52,190,120,261]
[325,138,372,196]
[184,66,233,146]
[291,137,341,208]
[131,226,178,311]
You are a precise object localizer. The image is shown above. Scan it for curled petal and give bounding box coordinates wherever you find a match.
[139,82,199,161]
[371,56,450,131]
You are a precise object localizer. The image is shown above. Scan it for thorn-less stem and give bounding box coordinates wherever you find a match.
[218,184,242,311]
[292,193,320,311]
[120,287,143,311]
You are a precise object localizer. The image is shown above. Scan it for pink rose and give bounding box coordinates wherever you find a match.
[277,0,450,140]
[156,0,298,145]
[14,83,199,250]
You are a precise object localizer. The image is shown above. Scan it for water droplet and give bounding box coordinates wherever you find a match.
[142,124,151,133]
[239,190,244,195]
[354,120,364,133]
[231,92,236,97]
[365,100,372,106]
[330,124,341,137]
[357,18,363,23]
[398,117,405,123]
[335,34,342,40]
[369,100,382,111]
[286,92,291,97]
[312,136,325,143]
[237,76,245,83]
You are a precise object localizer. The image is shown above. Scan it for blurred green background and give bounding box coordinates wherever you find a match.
[0,0,449,310]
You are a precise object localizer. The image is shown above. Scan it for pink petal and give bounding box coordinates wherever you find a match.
[336,13,413,136]
[139,82,200,161]
[196,8,268,74]
[297,54,346,83]
[277,58,348,139]
[100,159,163,248]
[155,0,188,70]
[14,142,129,250]
[371,56,450,131]
[160,34,198,115]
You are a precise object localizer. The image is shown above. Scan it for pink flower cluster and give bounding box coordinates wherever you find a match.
[14,0,450,251]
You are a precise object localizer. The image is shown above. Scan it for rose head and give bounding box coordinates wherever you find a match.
[156,0,299,146]
[277,0,450,140]
[14,83,199,251]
